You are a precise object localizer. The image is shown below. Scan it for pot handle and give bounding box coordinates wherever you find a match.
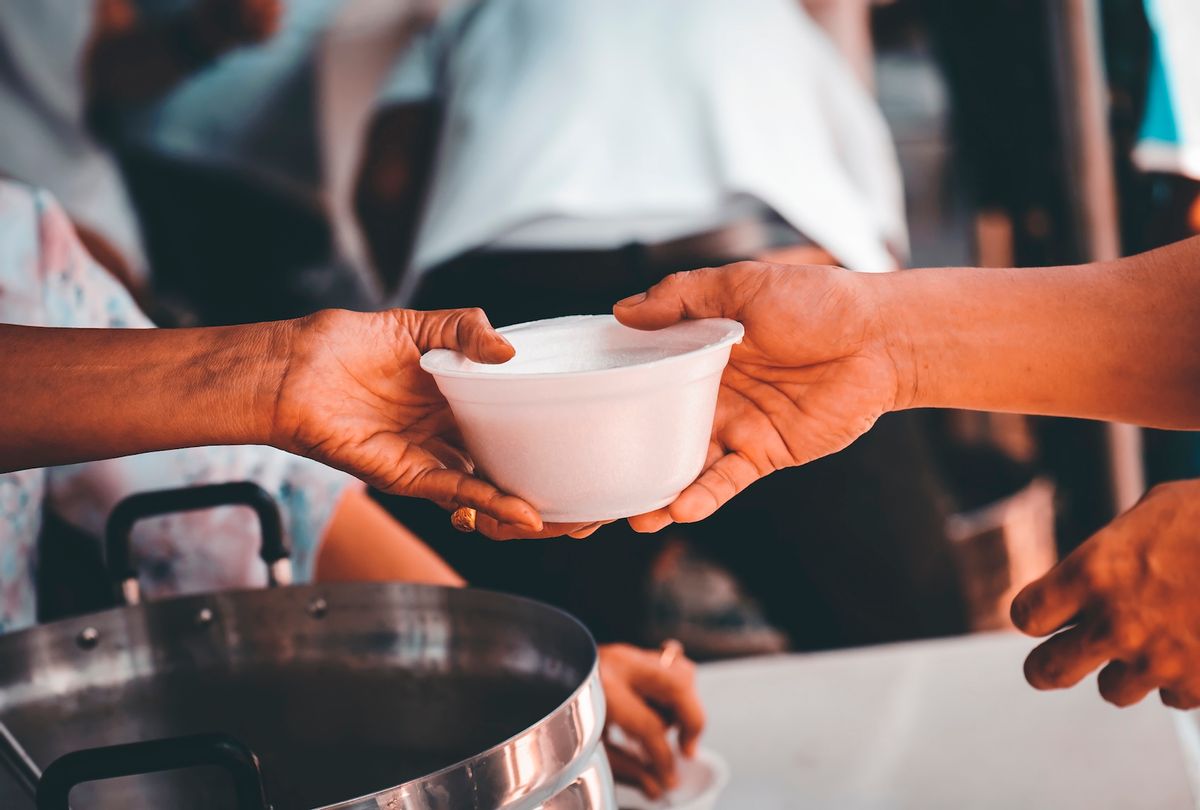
[35,733,270,810]
[105,481,290,605]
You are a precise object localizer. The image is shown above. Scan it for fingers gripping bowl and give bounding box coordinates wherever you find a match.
[421,315,744,522]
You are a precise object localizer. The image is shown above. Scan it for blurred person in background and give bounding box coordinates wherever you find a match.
[0,0,389,325]
[356,0,967,651]
[0,177,702,797]
[105,0,386,324]
[0,0,282,299]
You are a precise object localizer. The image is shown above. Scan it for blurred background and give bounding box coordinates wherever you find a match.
[3,0,1196,660]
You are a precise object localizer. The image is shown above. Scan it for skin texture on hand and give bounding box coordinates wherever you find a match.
[599,644,706,799]
[268,307,544,534]
[614,262,901,532]
[1012,479,1200,709]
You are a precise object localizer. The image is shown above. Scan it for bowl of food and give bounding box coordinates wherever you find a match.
[613,748,731,810]
[420,314,744,523]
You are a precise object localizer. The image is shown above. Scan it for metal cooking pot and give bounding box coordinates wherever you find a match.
[0,483,614,809]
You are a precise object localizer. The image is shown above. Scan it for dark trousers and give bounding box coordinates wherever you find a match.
[374,247,968,649]
[118,149,374,326]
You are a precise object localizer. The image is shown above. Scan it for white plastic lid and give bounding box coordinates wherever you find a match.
[420,314,744,381]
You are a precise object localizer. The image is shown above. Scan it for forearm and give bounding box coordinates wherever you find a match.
[0,322,286,472]
[315,488,465,587]
[877,237,1200,428]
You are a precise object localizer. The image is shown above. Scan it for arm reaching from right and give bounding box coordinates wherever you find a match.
[614,236,1200,531]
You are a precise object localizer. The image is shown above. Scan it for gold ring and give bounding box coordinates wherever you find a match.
[451,507,477,533]
[659,638,684,669]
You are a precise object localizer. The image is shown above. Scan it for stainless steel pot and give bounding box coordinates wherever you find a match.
[0,483,614,809]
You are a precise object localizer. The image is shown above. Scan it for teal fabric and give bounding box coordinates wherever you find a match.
[1139,21,1179,146]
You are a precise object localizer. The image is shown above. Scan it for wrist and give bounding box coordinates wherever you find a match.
[196,320,294,449]
[855,271,921,413]
[248,320,297,450]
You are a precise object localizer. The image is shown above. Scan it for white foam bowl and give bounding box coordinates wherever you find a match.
[420,314,744,523]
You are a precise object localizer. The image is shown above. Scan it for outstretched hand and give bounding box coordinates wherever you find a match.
[614,262,906,532]
[1013,480,1200,709]
[269,307,545,536]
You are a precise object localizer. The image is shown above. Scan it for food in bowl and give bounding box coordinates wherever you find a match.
[420,315,744,523]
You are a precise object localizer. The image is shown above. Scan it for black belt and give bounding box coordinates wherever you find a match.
[431,218,805,294]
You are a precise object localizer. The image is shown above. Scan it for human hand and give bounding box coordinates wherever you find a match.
[1012,479,1200,708]
[475,519,610,541]
[613,262,905,532]
[267,307,545,536]
[193,0,282,51]
[599,643,706,799]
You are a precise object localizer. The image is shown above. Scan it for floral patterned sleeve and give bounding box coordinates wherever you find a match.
[0,182,351,618]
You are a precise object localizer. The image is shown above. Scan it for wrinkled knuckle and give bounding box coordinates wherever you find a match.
[659,270,689,289]
[1075,555,1111,591]
[306,307,349,333]
[1151,642,1186,680]
[1110,621,1146,655]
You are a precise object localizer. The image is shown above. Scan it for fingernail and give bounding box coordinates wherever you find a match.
[615,292,647,307]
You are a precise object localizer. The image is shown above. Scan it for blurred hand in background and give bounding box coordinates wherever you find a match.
[1013,479,1200,709]
[600,643,706,799]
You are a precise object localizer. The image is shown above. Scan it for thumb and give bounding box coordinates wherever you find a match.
[613,266,744,330]
[407,307,515,364]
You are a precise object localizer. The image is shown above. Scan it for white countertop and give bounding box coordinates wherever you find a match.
[697,632,1194,810]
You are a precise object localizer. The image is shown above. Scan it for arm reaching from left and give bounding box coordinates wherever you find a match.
[0,306,542,534]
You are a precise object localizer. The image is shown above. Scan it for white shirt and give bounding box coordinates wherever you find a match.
[378,0,907,300]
